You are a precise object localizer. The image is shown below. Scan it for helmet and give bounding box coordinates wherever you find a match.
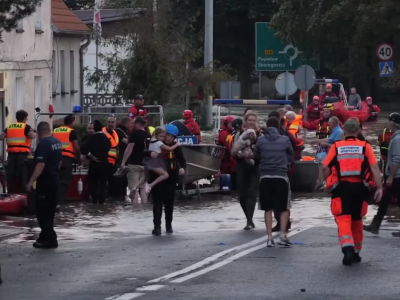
[389,112,400,124]
[366,96,372,101]
[134,94,144,100]
[326,84,333,89]
[313,95,320,101]
[231,118,243,130]
[222,115,234,124]
[182,110,193,119]
[324,103,334,111]
[148,126,155,135]
[165,124,179,136]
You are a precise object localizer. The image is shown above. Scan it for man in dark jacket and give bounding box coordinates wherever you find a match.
[254,117,293,247]
[113,117,131,197]
[146,124,186,236]
[81,120,111,204]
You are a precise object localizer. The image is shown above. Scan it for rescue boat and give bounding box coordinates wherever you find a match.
[332,100,370,124]
[0,194,27,214]
[288,158,319,192]
[171,119,225,185]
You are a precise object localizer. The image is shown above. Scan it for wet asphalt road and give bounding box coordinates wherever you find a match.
[1,109,400,300]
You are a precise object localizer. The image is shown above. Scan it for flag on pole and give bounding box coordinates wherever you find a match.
[93,0,102,37]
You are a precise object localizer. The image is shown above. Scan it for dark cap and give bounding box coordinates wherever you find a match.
[389,112,400,125]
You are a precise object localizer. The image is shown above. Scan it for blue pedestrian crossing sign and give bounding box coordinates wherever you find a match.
[379,61,394,77]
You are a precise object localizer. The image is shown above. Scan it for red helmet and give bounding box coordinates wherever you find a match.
[326,84,333,89]
[366,96,372,101]
[182,110,193,119]
[223,115,234,124]
[313,95,320,101]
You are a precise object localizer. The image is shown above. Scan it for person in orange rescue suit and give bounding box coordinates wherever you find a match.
[285,111,304,159]
[182,110,201,143]
[319,83,337,103]
[216,115,234,173]
[365,97,381,122]
[52,115,81,204]
[322,119,382,266]
[128,94,149,124]
[0,110,37,193]
[103,116,120,197]
[306,96,323,121]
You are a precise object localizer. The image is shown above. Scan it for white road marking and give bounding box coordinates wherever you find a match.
[106,293,145,300]
[125,278,137,281]
[136,285,165,291]
[171,226,311,283]
[147,232,280,284]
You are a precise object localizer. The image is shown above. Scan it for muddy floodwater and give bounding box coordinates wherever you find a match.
[2,107,400,243]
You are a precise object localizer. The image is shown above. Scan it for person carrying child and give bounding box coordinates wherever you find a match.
[130,127,180,198]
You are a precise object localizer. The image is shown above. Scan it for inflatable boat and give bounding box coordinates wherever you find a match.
[0,194,27,214]
[332,100,370,124]
[289,158,319,192]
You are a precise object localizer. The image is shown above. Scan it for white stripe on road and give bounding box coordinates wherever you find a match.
[105,293,145,300]
[147,233,278,284]
[171,227,311,283]
[136,285,165,292]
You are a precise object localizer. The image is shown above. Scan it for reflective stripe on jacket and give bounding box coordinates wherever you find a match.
[103,127,119,164]
[53,126,75,158]
[6,123,31,153]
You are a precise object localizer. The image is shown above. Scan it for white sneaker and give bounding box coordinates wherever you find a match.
[267,239,275,247]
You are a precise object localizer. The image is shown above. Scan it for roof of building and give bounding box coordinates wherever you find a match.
[73,8,142,24]
[52,0,89,34]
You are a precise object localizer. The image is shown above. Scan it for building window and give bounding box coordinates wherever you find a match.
[16,20,24,33]
[60,50,66,94]
[16,77,24,111]
[35,4,43,33]
[70,50,77,94]
[34,76,42,111]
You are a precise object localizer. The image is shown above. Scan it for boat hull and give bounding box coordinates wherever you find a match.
[0,194,27,214]
[288,160,319,192]
[180,145,225,184]
[333,101,369,124]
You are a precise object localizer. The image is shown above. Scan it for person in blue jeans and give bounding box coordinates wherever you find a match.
[311,116,344,189]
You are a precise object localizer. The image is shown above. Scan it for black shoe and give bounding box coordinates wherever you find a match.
[152,227,161,236]
[342,246,355,266]
[33,241,58,249]
[243,224,252,230]
[166,225,173,234]
[250,222,255,229]
[363,216,381,235]
[352,253,362,263]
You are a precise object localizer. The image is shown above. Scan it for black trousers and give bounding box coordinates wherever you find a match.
[152,171,178,228]
[376,177,400,222]
[107,163,118,198]
[36,180,59,243]
[6,152,28,193]
[88,162,108,204]
[113,164,128,197]
[236,160,258,223]
[58,157,74,204]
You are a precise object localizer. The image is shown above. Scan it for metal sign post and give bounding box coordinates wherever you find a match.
[294,65,316,122]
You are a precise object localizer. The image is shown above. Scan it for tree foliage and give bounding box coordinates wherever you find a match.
[86,0,212,104]
[269,0,400,94]
[0,0,43,41]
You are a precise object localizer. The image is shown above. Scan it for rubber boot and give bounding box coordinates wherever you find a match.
[363,216,381,235]
[342,246,355,266]
[152,227,161,236]
[352,253,362,263]
[166,224,173,234]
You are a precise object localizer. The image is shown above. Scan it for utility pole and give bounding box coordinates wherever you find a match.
[204,0,213,128]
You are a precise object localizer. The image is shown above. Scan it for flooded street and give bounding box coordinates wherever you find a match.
[2,108,400,300]
[1,107,398,243]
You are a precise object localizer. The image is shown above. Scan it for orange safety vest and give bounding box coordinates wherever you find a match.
[6,123,31,153]
[103,127,119,165]
[287,115,304,146]
[53,126,76,158]
[326,139,375,192]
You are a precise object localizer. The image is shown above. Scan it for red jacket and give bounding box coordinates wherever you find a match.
[320,92,337,103]
[306,103,322,121]
[216,126,232,174]
[183,118,201,143]
[128,105,149,124]
[367,103,381,121]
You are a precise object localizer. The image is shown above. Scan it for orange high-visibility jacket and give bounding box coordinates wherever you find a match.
[53,126,76,158]
[103,127,119,165]
[6,123,31,153]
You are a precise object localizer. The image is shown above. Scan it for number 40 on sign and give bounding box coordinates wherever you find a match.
[376,43,394,61]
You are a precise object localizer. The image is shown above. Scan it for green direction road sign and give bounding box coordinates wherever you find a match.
[255,22,319,72]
